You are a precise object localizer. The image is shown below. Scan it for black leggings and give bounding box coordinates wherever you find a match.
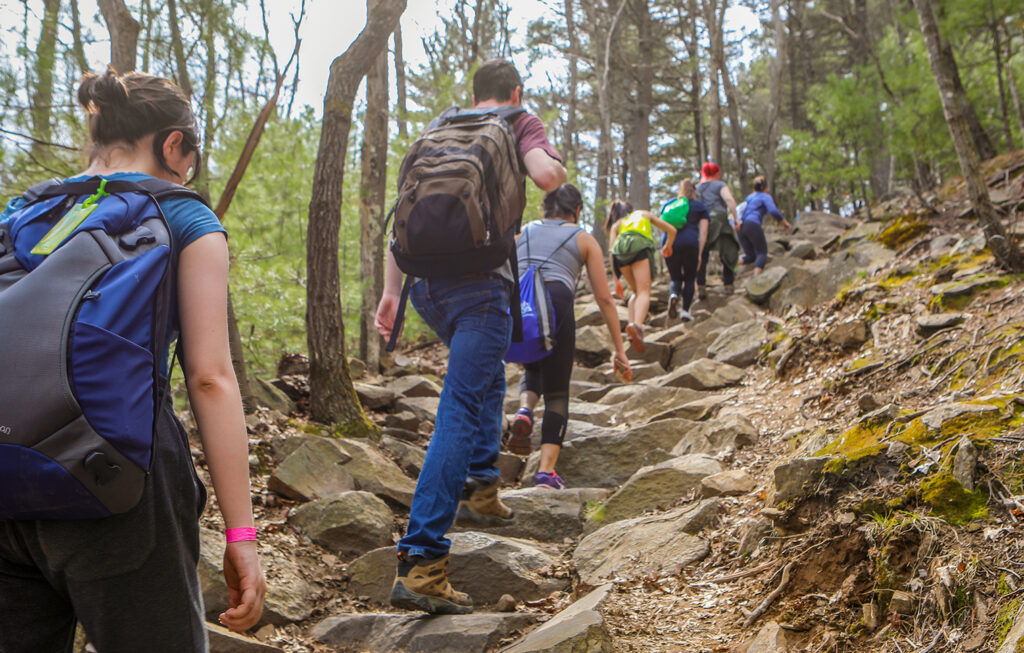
[520,282,575,447]
[664,232,701,311]
[739,220,769,269]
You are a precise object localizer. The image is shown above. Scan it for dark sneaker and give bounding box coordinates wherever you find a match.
[507,408,534,455]
[534,471,567,490]
[697,285,708,300]
[455,477,514,526]
[667,294,680,319]
[625,323,646,354]
[391,552,473,614]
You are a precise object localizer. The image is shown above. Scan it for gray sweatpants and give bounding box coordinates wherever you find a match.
[0,404,209,653]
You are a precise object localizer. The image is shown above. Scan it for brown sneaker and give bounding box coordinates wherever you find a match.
[455,477,514,526]
[390,552,473,614]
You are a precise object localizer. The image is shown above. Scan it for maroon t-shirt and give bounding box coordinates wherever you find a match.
[512,113,562,164]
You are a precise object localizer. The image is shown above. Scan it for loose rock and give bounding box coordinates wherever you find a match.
[290,491,393,557]
[503,584,614,653]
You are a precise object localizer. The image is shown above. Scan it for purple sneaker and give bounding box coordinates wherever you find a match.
[533,471,566,490]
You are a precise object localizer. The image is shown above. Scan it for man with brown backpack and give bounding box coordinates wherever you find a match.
[375,58,565,614]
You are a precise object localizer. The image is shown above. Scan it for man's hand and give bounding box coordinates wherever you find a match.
[375,293,400,340]
[219,541,265,632]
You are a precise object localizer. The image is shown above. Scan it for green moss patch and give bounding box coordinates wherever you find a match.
[920,472,988,525]
[878,217,930,249]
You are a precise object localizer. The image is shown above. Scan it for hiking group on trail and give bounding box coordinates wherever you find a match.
[0,57,795,649]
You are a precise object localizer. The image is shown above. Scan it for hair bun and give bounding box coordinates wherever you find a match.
[77,68,129,112]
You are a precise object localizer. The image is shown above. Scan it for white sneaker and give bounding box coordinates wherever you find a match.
[679,309,693,321]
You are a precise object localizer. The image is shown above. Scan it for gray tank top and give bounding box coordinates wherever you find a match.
[516,219,584,292]
[697,180,727,214]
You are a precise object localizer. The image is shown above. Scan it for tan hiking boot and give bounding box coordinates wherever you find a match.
[455,477,514,526]
[390,552,473,614]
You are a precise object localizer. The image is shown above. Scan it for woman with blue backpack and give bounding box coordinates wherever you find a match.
[0,69,264,650]
[660,179,709,322]
[739,175,793,275]
[506,184,631,489]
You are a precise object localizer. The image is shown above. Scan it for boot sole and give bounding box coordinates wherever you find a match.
[507,417,533,455]
[390,583,473,615]
[455,502,515,527]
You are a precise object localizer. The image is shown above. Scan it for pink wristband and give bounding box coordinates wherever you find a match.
[225,527,257,543]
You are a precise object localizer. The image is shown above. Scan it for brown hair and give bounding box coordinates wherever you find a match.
[604,199,633,233]
[473,59,523,103]
[678,179,697,200]
[78,68,201,184]
[543,184,583,220]
[753,175,767,192]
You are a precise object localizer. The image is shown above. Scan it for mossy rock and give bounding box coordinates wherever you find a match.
[930,275,1008,311]
[878,217,930,249]
[920,472,987,525]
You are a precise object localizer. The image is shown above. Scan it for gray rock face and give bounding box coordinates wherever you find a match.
[772,457,830,504]
[251,378,296,414]
[573,500,719,584]
[788,241,815,260]
[931,275,1004,303]
[668,335,709,369]
[651,392,733,422]
[670,412,758,456]
[745,267,788,303]
[916,312,965,332]
[199,528,316,625]
[290,491,393,557]
[920,402,997,430]
[812,242,894,304]
[702,469,757,497]
[347,532,567,606]
[503,584,614,653]
[568,402,617,427]
[657,358,745,391]
[599,385,702,424]
[394,396,440,423]
[997,603,1024,653]
[380,434,426,477]
[353,383,395,410]
[450,487,610,542]
[826,318,870,348]
[953,437,979,492]
[268,438,354,502]
[600,455,723,523]
[737,516,774,556]
[707,320,767,368]
[525,419,698,488]
[311,612,536,653]
[388,374,442,398]
[575,325,614,361]
[746,621,789,653]
[333,437,417,508]
[207,623,283,652]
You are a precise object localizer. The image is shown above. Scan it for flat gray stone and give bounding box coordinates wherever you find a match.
[380,434,426,477]
[573,500,718,584]
[826,318,870,348]
[746,621,789,653]
[388,374,442,398]
[771,457,830,504]
[450,487,610,542]
[920,402,997,430]
[701,469,757,497]
[394,396,440,423]
[568,402,617,427]
[312,612,536,653]
[599,385,703,424]
[601,455,723,523]
[707,320,767,368]
[290,491,393,557]
[671,411,758,455]
[651,392,734,423]
[251,378,295,414]
[657,358,745,391]
[347,533,567,606]
[268,438,354,502]
[333,437,417,508]
[208,623,283,652]
[916,312,965,331]
[745,267,788,303]
[353,383,396,410]
[502,584,613,653]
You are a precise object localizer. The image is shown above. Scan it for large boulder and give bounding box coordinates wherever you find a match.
[649,392,734,423]
[503,584,614,653]
[387,374,442,398]
[771,457,831,504]
[311,613,536,653]
[657,358,745,391]
[567,402,617,427]
[332,437,417,508]
[251,378,295,414]
[347,533,567,606]
[573,500,720,584]
[707,320,767,368]
[353,383,395,410]
[199,528,316,625]
[671,411,759,456]
[450,487,610,542]
[575,325,614,363]
[268,438,354,501]
[702,469,757,497]
[394,396,440,423]
[812,242,894,304]
[600,454,723,523]
[379,434,426,477]
[290,491,393,557]
[524,419,698,488]
[598,384,702,424]
[745,267,788,303]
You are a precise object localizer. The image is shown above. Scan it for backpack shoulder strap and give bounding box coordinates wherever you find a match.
[21,177,64,203]
[489,105,525,123]
[22,176,209,208]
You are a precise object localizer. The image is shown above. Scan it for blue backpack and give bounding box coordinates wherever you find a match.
[505,227,578,364]
[0,176,206,520]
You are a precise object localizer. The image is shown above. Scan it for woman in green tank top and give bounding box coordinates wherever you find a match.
[604,199,676,354]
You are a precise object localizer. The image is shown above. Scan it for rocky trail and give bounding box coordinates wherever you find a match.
[176,153,1024,653]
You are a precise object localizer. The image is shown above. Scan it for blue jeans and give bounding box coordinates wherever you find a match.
[398,276,511,559]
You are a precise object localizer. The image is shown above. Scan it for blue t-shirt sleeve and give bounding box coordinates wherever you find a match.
[690,200,709,222]
[159,196,226,254]
[763,194,784,222]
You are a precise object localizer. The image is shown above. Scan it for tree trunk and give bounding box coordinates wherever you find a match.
[913,0,1021,271]
[167,0,195,97]
[97,0,140,73]
[307,0,406,429]
[703,0,723,166]
[69,0,91,75]
[394,21,408,139]
[564,0,580,169]
[626,0,653,209]
[1009,63,1024,143]
[764,0,785,193]
[990,3,1015,150]
[682,0,705,170]
[358,1,390,374]
[708,0,746,193]
[29,0,59,161]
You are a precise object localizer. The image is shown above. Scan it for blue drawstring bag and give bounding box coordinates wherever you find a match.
[505,264,556,364]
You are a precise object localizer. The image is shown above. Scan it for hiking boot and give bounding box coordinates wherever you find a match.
[625,323,646,354]
[697,284,708,300]
[390,552,473,614]
[534,471,567,490]
[507,407,534,455]
[679,309,693,322]
[667,294,680,320]
[455,477,514,526]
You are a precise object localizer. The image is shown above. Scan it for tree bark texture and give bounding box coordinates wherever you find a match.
[913,0,1021,271]
[764,0,785,194]
[167,0,195,97]
[306,0,406,429]
[707,0,746,193]
[626,0,653,210]
[704,0,723,166]
[682,0,705,170]
[69,0,91,75]
[563,0,580,169]
[29,0,59,161]
[358,6,390,373]
[97,0,140,73]
[394,21,408,139]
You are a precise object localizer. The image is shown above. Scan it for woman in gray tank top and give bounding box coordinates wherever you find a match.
[506,185,631,490]
[695,162,741,296]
